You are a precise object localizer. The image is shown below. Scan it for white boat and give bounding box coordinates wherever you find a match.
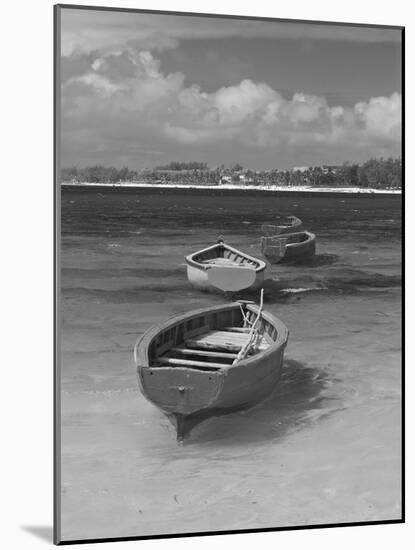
[185,240,266,293]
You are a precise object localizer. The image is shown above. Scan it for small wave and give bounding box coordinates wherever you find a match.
[63,282,195,303]
[298,253,339,268]
[108,243,121,247]
[323,269,401,292]
[259,267,400,302]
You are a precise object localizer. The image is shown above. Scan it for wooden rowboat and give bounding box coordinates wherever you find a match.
[185,241,266,293]
[261,231,316,264]
[134,301,289,440]
[262,215,303,237]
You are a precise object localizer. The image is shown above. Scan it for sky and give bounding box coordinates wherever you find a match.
[59,8,402,170]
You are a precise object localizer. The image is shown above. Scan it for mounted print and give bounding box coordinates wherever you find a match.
[54,4,404,545]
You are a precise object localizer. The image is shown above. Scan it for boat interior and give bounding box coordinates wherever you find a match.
[193,244,260,269]
[284,216,301,224]
[149,306,275,372]
[262,217,302,235]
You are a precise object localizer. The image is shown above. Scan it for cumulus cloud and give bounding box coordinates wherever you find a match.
[164,81,401,149]
[354,93,401,140]
[61,47,401,166]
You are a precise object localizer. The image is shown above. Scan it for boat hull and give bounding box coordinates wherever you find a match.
[261,231,316,264]
[139,335,286,439]
[283,237,316,262]
[186,263,264,292]
[262,217,303,236]
[139,335,285,412]
[185,241,266,293]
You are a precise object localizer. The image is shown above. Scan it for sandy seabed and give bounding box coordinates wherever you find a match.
[59,189,402,541]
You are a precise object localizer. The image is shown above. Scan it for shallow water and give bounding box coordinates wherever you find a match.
[59,188,402,541]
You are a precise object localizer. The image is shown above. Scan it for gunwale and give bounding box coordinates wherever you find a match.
[262,215,303,236]
[134,302,288,372]
[262,230,315,249]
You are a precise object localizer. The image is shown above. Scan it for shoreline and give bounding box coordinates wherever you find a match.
[61,181,401,194]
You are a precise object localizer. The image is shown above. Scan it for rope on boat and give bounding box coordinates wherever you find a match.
[239,303,251,328]
[233,288,264,364]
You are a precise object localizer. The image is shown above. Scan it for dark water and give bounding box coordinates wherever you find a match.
[60,188,402,541]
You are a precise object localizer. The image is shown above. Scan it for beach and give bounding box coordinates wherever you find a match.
[59,187,402,541]
[62,181,402,194]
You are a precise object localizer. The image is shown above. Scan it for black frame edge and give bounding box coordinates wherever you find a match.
[55,3,404,31]
[53,3,62,546]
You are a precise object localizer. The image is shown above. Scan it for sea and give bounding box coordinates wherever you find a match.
[59,187,402,541]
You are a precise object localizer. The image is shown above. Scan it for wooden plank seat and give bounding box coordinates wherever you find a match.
[170,346,237,360]
[223,326,251,333]
[157,357,227,370]
[197,330,249,342]
[155,328,270,370]
[202,258,243,266]
[185,329,269,354]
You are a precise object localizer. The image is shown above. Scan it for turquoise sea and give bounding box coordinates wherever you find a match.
[59,188,402,541]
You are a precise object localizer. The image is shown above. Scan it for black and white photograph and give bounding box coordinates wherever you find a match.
[55,4,403,544]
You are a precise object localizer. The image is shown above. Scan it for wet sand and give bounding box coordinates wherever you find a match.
[59,189,402,541]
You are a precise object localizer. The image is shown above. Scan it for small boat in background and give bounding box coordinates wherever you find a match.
[261,231,316,264]
[262,215,303,237]
[134,299,289,440]
[185,240,266,293]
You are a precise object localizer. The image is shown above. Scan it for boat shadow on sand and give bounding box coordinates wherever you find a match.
[181,359,343,445]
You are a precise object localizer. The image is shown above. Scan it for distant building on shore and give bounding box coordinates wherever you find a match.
[321,165,342,174]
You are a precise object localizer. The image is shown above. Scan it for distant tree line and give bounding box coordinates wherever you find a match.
[61,157,401,189]
[61,165,139,183]
[292,158,402,189]
[143,167,221,185]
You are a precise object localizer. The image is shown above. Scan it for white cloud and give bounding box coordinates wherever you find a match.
[68,72,127,96]
[61,48,401,166]
[354,92,401,140]
[64,50,185,112]
[213,80,279,125]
